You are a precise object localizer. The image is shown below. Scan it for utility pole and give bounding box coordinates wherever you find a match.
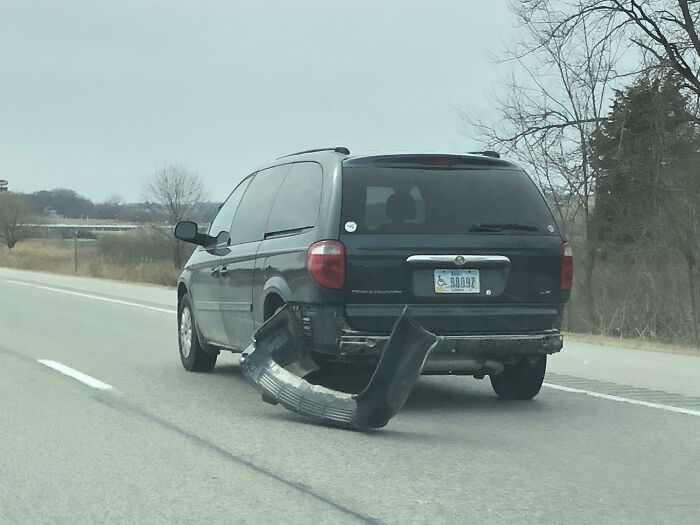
[74,229,79,272]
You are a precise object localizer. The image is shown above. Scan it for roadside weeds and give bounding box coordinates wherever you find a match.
[564,332,700,357]
[2,239,698,357]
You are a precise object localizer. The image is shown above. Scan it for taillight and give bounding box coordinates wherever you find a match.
[307,240,345,290]
[560,242,573,290]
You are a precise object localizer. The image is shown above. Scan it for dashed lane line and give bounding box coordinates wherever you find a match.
[38,359,114,391]
[6,278,700,419]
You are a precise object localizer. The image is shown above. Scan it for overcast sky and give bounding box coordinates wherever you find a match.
[1,1,515,201]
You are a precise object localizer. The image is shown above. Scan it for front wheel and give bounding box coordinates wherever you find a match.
[178,294,217,372]
[490,355,546,400]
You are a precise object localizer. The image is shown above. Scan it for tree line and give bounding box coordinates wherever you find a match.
[0,165,218,268]
[470,0,700,347]
[6,185,218,223]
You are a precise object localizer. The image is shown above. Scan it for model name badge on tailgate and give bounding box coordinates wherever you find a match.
[352,289,404,295]
[434,269,480,294]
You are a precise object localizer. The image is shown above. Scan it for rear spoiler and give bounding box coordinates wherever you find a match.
[343,154,514,169]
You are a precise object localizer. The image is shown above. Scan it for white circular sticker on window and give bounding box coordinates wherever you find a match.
[344,221,357,233]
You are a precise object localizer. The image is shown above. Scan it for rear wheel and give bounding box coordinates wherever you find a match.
[178,294,217,372]
[490,355,546,400]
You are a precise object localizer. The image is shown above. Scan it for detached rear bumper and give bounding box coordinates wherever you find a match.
[240,306,439,430]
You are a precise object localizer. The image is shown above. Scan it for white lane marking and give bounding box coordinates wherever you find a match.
[9,278,698,417]
[543,382,700,417]
[38,359,113,391]
[3,279,176,314]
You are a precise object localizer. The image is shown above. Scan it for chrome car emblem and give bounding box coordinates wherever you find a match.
[455,255,466,265]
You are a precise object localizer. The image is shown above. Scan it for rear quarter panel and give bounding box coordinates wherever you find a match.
[252,155,345,329]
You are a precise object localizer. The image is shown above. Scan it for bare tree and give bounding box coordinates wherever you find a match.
[665,178,700,347]
[0,193,31,250]
[465,0,625,324]
[551,0,700,118]
[145,164,205,268]
[104,193,123,211]
[95,193,123,221]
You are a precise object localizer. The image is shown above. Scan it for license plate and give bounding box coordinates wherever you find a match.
[434,269,480,294]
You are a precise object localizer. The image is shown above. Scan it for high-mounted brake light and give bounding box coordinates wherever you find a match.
[411,155,459,166]
[307,240,345,290]
[560,242,574,290]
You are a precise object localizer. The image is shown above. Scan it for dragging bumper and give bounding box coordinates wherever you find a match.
[240,306,439,430]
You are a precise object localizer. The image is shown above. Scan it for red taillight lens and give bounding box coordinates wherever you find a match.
[560,242,573,290]
[307,240,345,290]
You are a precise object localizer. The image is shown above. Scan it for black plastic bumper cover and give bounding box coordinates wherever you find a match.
[240,306,439,430]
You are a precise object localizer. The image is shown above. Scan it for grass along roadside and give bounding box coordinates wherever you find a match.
[564,331,700,357]
[0,239,181,287]
[2,239,698,357]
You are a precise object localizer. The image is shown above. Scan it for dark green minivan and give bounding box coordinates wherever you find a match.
[175,148,572,401]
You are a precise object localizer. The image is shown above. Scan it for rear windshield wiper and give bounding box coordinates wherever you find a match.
[469,223,539,232]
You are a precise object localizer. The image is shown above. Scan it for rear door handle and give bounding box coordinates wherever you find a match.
[211,266,221,277]
[219,266,229,277]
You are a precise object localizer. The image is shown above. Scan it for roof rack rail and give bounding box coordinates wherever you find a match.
[468,150,500,159]
[277,147,350,159]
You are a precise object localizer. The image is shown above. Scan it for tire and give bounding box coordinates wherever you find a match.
[178,294,218,372]
[490,355,546,400]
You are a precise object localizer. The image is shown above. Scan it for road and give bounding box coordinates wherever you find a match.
[1,267,699,524]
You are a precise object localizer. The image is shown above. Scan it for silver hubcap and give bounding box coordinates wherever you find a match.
[180,306,193,359]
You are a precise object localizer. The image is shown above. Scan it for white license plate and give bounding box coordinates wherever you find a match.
[434,269,480,294]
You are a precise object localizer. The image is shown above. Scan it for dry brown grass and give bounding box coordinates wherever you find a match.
[0,239,180,287]
[564,331,700,356]
[564,246,700,349]
[4,240,698,355]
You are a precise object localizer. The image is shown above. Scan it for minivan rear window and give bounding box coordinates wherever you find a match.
[341,167,557,235]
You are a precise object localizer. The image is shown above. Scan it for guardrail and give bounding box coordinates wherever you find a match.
[23,223,142,233]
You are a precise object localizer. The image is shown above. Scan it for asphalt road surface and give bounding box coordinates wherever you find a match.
[2,267,699,525]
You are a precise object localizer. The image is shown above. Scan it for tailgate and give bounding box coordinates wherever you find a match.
[339,155,564,334]
[342,233,562,333]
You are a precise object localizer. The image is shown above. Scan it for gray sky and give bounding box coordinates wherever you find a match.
[1,1,514,201]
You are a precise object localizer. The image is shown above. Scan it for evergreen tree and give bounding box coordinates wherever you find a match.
[591,76,700,249]
[591,75,700,345]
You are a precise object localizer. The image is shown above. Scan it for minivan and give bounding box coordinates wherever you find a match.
[175,147,572,403]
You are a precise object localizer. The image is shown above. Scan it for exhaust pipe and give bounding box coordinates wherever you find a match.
[240,306,439,430]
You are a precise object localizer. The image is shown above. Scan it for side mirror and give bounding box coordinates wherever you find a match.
[175,220,216,248]
[174,221,200,243]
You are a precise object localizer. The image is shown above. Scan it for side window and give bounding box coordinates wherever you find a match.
[265,162,323,235]
[229,164,291,245]
[208,176,252,238]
